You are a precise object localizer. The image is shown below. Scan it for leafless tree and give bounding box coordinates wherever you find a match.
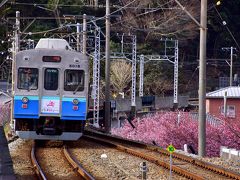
[99,60,132,99]
[114,0,200,42]
[145,78,173,96]
[110,60,132,95]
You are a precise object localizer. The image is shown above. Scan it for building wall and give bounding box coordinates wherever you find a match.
[206,98,240,118]
[206,100,210,113]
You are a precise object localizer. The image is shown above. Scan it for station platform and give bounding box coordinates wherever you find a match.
[0,126,15,180]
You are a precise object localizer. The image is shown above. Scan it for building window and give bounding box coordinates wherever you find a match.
[44,68,58,90]
[18,68,38,90]
[64,70,84,91]
[220,105,235,118]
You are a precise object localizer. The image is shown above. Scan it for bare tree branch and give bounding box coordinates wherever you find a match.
[115,0,200,42]
[110,60,132,93]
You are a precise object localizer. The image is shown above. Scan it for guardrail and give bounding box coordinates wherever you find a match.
[220,146,240,162]
[190,112,223,127]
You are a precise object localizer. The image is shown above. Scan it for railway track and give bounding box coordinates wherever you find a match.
[31,141,94,180]
[84,129,240,180]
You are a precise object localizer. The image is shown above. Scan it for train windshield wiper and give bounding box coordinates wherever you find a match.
[25,81,31,91]
[73,83,81,94]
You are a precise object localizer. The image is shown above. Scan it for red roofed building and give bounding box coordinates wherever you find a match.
[206,87,240,119]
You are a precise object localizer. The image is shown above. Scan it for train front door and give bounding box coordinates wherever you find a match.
[40,68,61,115]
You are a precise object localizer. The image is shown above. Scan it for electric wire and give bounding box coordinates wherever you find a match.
[17,0,138,36]
[213,5,240,51]
[7,0,180,38]
[9,2,177,10]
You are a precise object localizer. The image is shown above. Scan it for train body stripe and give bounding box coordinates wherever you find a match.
[14,95,39,100]
[42,96,60,100]
[62,97,86,102]
[14,96,86,101]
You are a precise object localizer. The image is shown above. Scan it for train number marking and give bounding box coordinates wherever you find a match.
[69,64,81,68]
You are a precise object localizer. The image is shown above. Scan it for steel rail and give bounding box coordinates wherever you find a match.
[30,142,47,180]
[84,129,240,180]
[149,146,240,180]
[83,135,204,180]
[63,146,95,180]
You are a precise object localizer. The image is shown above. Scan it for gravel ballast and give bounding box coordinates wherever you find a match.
[8,138,240,179]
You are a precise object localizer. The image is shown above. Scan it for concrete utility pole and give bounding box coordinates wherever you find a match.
[95,0,98,9]
[224,91,227,117]
[11,11,20,127]
[76,23,80,52]
[198,0,207,157]
[83,14,87,55]
[105,0,111,133]
[12,11,20,93]
[15,11,20,53]
[174,0,208,157]
[230,47,234,86]
[222,47,236,86]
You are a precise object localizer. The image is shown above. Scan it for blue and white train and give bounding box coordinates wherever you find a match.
[12,38,89,140]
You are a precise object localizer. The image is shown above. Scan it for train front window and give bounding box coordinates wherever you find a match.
[44,68,58,90]
[18,68,38,90]
[64,70,84,92]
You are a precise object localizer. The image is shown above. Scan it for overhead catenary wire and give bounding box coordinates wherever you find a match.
[102,0,178,36]
[213,5,240,51]
[6,0,183,38]
[6,0,239,46]
[8,0,175,26]
[9,2,178,10]
[8,0,138,36]
[110,0,175,27]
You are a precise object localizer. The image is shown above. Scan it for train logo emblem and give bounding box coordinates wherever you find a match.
[41,99,60,114]
[47,101,55,107]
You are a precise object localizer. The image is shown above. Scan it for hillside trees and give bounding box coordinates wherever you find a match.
[112,0,201,96]
[144,62,173,96]
[0,0,239,94]
[115,0,200,42]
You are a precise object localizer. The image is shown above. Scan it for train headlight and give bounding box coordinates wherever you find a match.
[22,97,29,103]
[72,99,79,105]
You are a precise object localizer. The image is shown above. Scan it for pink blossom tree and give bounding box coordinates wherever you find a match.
[111,112,240,157]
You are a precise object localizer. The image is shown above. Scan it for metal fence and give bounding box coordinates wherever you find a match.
[0,103,11,126]
[190,112,223,127]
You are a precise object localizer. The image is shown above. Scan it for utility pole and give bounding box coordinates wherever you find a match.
[95,0,98,9]
[139,55,144,97]
[11,11,20,128]
[222,47,236,86]
[198,0,207,157]
[105,0,111,133]
[174,0,208,157]
[230,47,234,86]
[76,23,80,52]
[12,11,20,93]
[83,14,87,55]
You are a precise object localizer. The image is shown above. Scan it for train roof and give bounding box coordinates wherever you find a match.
[35,38,72,50]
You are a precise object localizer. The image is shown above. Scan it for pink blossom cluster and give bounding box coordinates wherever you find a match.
[111,112,240,157]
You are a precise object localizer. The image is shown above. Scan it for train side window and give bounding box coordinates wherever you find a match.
[64,70,84,91]
[18,68,38,90]
[44,68,58,90]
